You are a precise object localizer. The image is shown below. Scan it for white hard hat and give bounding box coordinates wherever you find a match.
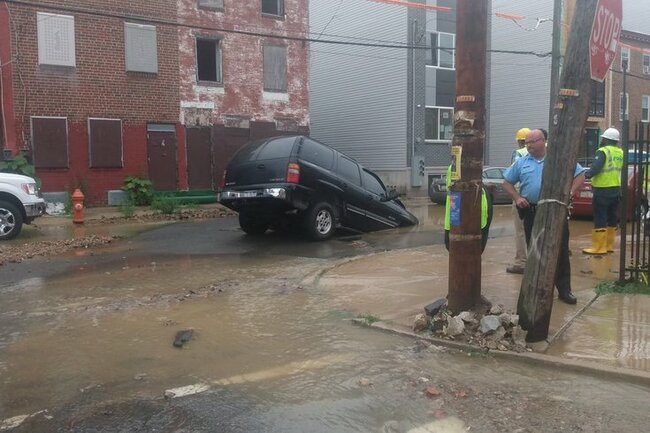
[601,127,620,142]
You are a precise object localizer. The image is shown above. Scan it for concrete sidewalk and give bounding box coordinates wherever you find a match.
[316,232,650,374]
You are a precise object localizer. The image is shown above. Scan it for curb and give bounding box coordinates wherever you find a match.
[353,319,650,388]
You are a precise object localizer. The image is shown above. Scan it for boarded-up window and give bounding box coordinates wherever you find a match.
[198,0,224,9]
[88,118,123,168]
[31,117,68,168]
[37,12,76,67]
[125,23,158,73]
[263,45,287,92]
[262,0,283,15]
[196,38,222,83]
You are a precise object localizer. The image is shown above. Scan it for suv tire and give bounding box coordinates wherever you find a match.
[238,212,269,235]
[0,200,23,241]
[305,201,335,241]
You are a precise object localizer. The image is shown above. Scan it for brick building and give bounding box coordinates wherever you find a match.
[579,30,650,159]
[0,0,309,204]
[177,0,309,192]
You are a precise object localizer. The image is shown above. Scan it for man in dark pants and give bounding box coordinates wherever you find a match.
[582,127,623,255]
[502,129,586,305]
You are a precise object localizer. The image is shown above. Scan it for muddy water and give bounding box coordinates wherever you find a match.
[12,219,169,243]
[0,250,499,431]
[0,254,318,410]
[547,294,650,370]
[3,209,650,431]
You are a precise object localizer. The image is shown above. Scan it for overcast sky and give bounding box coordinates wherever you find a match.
[623,0,650,34]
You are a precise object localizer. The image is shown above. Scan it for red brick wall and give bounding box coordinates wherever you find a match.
[178,0,310,128]
[41,123,150,204]
[6,0,180,203]
[610,36,650,131]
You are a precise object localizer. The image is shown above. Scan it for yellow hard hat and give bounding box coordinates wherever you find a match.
[516,128,531,141]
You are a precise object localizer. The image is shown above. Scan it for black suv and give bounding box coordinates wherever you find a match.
[218,135,418,240]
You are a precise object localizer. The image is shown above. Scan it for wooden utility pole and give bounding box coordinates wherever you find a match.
[447,0,488,313]
[517,0,598,341]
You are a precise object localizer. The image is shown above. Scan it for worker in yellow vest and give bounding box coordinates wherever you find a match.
[583,127,623,255]
[444,165,492,253]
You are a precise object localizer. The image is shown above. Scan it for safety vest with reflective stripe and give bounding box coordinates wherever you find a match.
[591,146,623,188]
[514,147,528,160]
[444,165,488,230]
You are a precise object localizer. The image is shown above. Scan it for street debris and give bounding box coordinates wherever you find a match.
[358,377,373,387]
[413,313,429,332]
[0,235,118,266]
[173,329,194,348]
[424,298,447,317]
[164,383,210,399]
[425,386,442,397]
[87,207,235,225]
[413,301,529,353]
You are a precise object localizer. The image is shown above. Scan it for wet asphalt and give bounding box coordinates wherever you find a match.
[3,205,650,432]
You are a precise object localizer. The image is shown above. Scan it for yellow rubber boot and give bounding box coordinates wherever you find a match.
[606,227,616,253]
[582,229,608,255]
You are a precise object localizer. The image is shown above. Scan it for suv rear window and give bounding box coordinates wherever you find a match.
[257,136,297,160]
[231,136,296,163]
[298,138,334,169]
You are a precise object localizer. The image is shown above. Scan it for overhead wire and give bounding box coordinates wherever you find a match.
[2,0,551,57]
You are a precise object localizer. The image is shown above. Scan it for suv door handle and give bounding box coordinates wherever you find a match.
[257,164,265,169]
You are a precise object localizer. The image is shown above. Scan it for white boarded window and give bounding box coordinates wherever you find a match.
[37,12,75,67]
[198,0,224,9]
[125,23,158,73]
[263,45,287,92]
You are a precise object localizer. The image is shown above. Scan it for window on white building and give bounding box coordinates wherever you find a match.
[263,45,287,92]
[37,12,75,67]
[196,38,223,83]
[642,95,650,123]
[262,0,283,16]
[426,32,455,69]
[620,92,629,121]
[125,23,158,73]
[425,107,454,141]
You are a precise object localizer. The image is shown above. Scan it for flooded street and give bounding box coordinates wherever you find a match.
[2,205,650,432]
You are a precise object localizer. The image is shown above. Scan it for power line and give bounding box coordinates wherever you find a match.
[3,0,550,57]
[610,68,650,83]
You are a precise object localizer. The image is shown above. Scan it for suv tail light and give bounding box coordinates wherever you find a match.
[219,170,227,189]
[286,163,300,184]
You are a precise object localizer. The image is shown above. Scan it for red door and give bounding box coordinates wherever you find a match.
[147,124,178,191]
[186,127,213,190]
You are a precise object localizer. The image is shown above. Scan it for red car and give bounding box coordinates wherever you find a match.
[571,164,647,220]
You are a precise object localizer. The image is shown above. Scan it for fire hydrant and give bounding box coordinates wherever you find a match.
[71,189,85,224]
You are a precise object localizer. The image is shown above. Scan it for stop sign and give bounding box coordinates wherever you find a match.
[589,0,623,82]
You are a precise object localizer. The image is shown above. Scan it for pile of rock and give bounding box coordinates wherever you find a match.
[412,300,529,352]
[0,235,118,265]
